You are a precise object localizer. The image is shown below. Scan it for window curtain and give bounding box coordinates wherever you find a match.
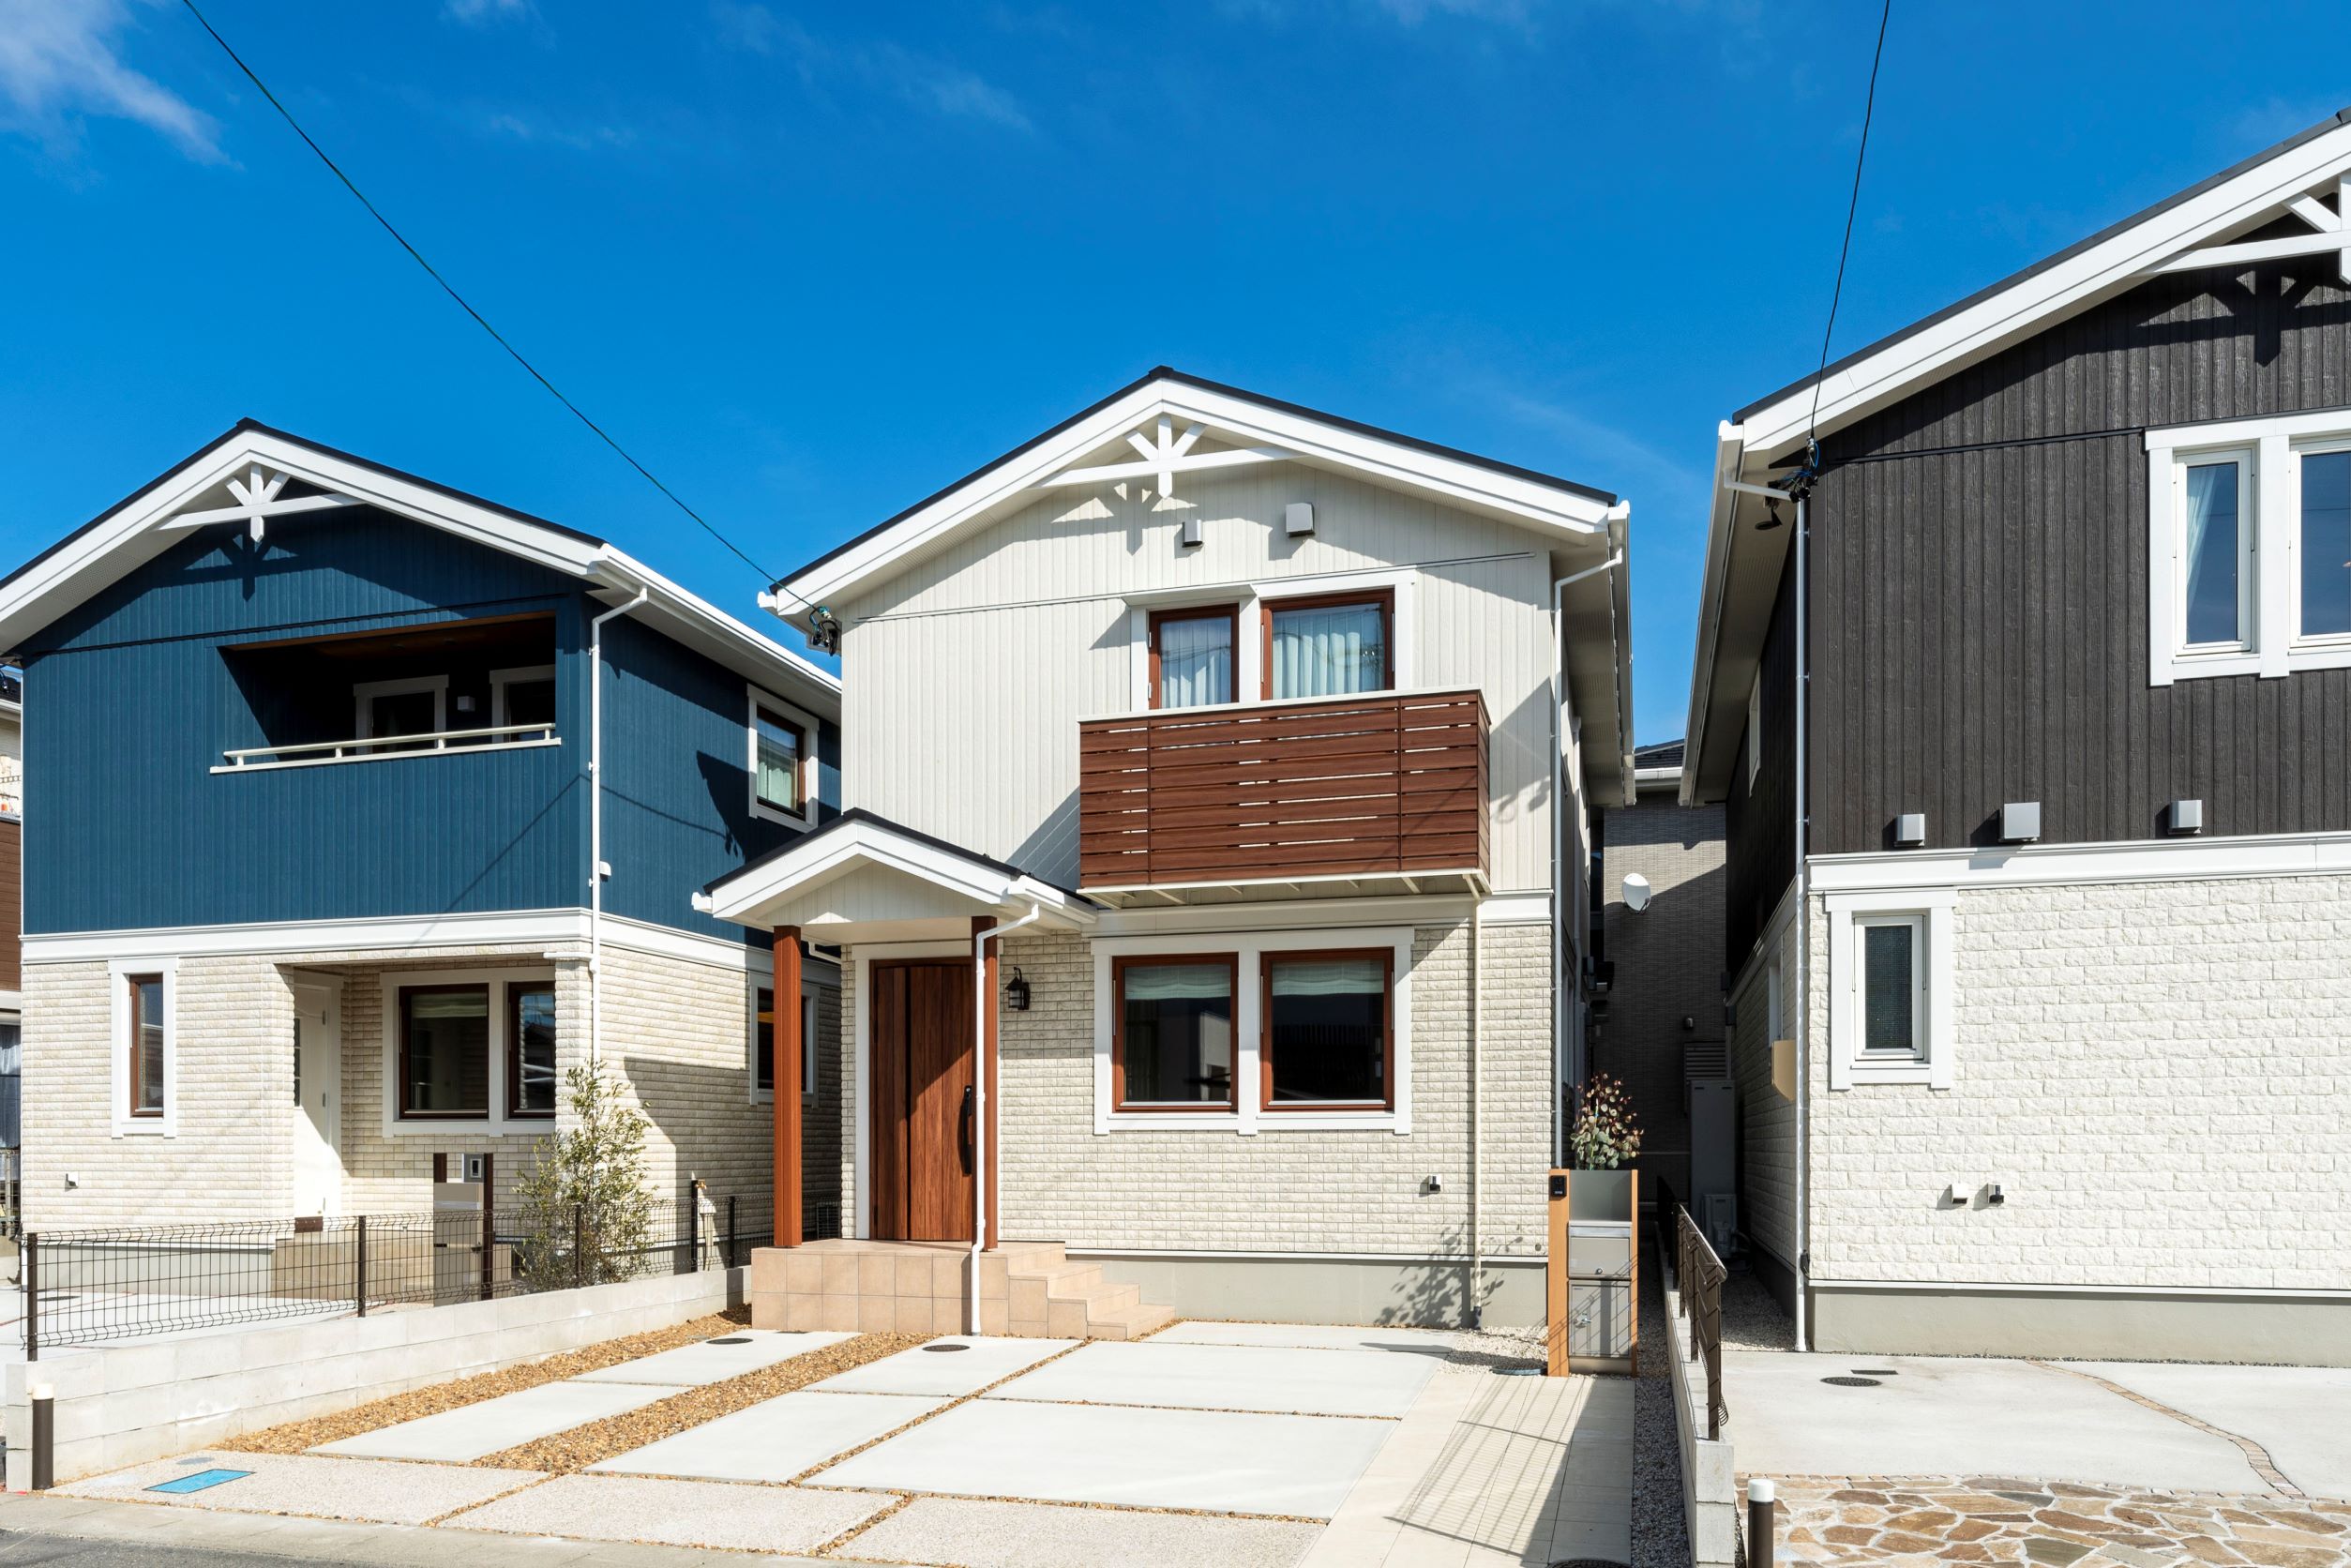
[1268,957,1384,997]
[2183,461,2239,645]
[756,712,802,809]
[1121,963,1232,1003]
[1156,616,1233,708]
[1269,602,1385,699]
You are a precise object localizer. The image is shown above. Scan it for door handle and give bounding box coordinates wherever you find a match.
[960,1084,976,1171]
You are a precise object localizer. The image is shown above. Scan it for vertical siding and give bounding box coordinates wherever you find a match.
[840,460,1563,894]
[1725,550,1796,972]
[1810,260,2351,853]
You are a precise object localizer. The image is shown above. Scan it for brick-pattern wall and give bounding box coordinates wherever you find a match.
[1727,904,1799,1274]
[1807,873,2351,1292]
[826,921,1552,1284]
[1594,795,1726,1196]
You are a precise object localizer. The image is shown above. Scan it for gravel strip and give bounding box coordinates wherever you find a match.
[474,1331,930,1473]
[1718,1262,1796,1352]
[223,1307,752,1455]
[1633,1244,1692,1568]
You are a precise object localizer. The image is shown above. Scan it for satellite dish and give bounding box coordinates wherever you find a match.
[1621,872,1652,913]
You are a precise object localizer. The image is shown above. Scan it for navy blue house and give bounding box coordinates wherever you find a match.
[0,423,841,1229]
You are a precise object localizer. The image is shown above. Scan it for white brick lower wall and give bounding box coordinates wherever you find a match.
[1807,872,2351,1293]
[1726,903,1800,1274]
[835,918,1554,1273]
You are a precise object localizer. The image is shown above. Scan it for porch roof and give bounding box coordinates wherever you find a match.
[696,808,1100,943]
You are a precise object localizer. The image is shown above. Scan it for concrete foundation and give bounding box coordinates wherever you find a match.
[1809,1283,2351,1365]
[1078,1251,1545,1328]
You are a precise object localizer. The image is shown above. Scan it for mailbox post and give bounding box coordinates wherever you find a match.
[1546,1168,1639,1376]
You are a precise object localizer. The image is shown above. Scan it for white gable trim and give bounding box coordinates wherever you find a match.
[0,426,838,715]
[776,375,1622,613]
[1735,115,2351,464]
[700,816,1096,931]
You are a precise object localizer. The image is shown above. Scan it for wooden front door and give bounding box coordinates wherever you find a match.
[868,959,975,1242]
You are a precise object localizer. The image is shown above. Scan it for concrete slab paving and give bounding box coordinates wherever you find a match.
[442,1472,895,1553]
[587,1391,947,1483]
[850,1495,1322,1567]
[1723,1349,2270,1492]
[573,1329,853,1387]
[812,1397,1394,1516]
[1155,1321,1459,1357]
[2059,1359,2351,1500]
[56,1452,546,1528]
[987,1338,1439,1418]
[313,1379,675,1462]
[811,1335,1074,1396]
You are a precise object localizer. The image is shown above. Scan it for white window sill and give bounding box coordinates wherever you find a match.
[383,1118,556,1137]
[1102,1110,1243,1131]
[1096,1110,1406,1133]
[112,1120,173,1138]
[1842,1058,1937,1087]
[750,799,813,830]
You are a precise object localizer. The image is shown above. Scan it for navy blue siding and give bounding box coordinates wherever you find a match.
[21,505,831,939]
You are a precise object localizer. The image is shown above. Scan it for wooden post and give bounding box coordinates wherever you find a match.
[1545,1169,1569,1376]
[775,926,804,1248]
[972,915,1001,1250]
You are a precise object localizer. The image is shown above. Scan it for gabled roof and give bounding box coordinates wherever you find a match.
[772,367,1624,614]
[698,807,1098,933]
[1683,108,2351,803]
[0,421,838,716]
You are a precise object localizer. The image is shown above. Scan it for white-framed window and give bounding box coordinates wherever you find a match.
[379,968,557,1135]
[2148,412,2351,683]
[750,976,824,1102]
[1119,568,1417,716]
[747,686,818,828]
[489,664,557,737]
[110,957,177,1137]
[1826,891,1952,1090]
[1089,926,1415,1134]
[353,675,448,754]
[803,989,820,1099]
[1746,671,1762,787]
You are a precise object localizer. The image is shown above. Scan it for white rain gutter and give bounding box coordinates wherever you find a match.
[588,586,649,1065]
[970,901,1045,1334]
[1550,549,1623,1160]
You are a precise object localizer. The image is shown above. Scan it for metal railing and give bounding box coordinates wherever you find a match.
[20,1190,773,1358]
[1668,1189,1729,1440]
[218,720,558,769]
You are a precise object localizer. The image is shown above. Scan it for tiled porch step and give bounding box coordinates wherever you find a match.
[749,1239,1169,1341]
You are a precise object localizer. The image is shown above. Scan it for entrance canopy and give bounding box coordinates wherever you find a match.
[697,808,1100,944]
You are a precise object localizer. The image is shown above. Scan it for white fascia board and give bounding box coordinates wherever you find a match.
[704,819,1090,928]
[590,553,839,718]
[1807,828,2351,894]
[1680,423,1749,805]
[1735,119,2351,463]
[782,376,1618,611]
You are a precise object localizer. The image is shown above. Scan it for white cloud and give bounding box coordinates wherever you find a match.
[715,3,1033,132]
[0,0,221,161]
[444,0,530,25]
[482,109,636,151]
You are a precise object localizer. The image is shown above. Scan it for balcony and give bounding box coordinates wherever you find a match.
[1078,688,1488,898]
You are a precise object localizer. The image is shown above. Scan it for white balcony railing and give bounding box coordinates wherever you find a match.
[216,721,559,773]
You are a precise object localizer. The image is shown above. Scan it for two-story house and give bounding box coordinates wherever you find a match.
[704,369,1634,1334]
[0,422,844,1235]
[1683,110,2351,1363]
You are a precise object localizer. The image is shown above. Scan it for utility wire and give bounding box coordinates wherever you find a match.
[176,0,806,605]
[1804,0,1894,453]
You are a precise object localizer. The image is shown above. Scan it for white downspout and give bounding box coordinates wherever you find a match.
[1550,549,1623,1161]
[1467,896,1484,1329]
[970,901,1044,1335]
[588,586,649,1068]
[1792,495,1811,1354]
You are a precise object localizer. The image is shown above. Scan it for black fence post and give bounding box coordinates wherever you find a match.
[23,1229,37,1363]
[685,1184,700,1276]
[355,1214,369,1319]
[572,1201,585,1289]
[478,1153,495,1303]
[727,1195,738,1270]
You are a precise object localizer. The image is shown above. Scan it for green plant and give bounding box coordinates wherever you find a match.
[1569,1072,1644,1170]
[513,1060,655,1288]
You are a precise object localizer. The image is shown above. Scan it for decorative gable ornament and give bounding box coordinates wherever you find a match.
[160,464,361,544]
[1033,415,1289,503]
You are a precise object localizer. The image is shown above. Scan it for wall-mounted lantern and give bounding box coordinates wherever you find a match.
[1004,967,1031,1012]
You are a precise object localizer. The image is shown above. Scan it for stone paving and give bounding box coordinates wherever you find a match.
[1765,1474,2351,1566]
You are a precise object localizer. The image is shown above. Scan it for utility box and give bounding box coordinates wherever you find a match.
[1546,1168,1638,1376]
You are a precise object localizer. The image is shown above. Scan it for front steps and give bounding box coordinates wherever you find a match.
[749,1238,1175,1340]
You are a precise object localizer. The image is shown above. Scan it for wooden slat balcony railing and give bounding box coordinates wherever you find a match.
[1078,688,1489,890]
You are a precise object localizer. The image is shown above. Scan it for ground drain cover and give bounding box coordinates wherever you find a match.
[1853,1368,1900,1376]
[1822,1376,1882,1387]
[1499,1367,1544,1377]
[922,1343,971,1352]
[148,1469,251,1495]
[707,1336,753,1345]
[1552,1559,1629,1568]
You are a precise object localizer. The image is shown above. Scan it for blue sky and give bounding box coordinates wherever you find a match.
[2,1,2344,743]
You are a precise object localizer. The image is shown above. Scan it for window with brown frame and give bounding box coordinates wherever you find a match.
[1261,589,1394,700]
[1259,948,1394,1110]
[507,984,557,1119]
[126,973,165,1118]
[1112,954,1238,1110]
[1148,607,1238,709]
[399,984,490,1120]
[754,705,807,815]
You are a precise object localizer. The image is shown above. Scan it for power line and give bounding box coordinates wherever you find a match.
[1804,0,1894,452]
[176,0,806,606]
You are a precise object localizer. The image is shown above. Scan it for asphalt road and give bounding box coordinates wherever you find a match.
[0,1530,364,1567]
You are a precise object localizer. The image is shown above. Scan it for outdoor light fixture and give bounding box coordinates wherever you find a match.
[1004,967,1030,1012]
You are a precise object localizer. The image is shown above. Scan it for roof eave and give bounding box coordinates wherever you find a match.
[1680,423,1748,806]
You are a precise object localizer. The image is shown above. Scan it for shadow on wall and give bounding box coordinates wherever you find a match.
[617,1052,839,1220]
[1379,1224,1507,1329]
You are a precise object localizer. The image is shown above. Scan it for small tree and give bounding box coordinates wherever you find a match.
[514,1060,655,1288]
[1569,1072,1644,1170]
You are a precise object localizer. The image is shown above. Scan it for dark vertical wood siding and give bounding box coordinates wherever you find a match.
[0,818,19,992]
[1808,260,2351,854]
[1726,550,1797,973]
